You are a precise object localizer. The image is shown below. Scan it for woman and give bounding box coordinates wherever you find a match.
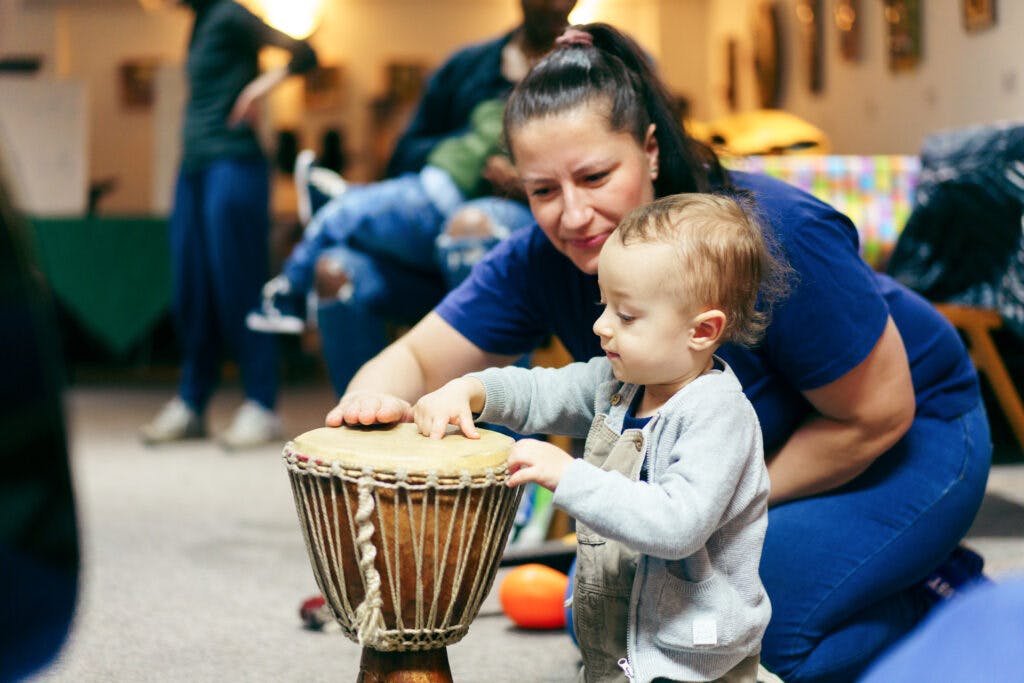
[326,24,990,682]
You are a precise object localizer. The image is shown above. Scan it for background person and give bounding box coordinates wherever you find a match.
[140,0,318,449]
[327,23,991,682]
[245,98,536,396]
[304,0,576,395]
[0,161,79,681]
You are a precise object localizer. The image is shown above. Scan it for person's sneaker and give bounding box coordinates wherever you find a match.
[218,400,284,450]
[246,274,306,335]
[140,397,205,445]
[921,544,991,604]
[295,149,348,225]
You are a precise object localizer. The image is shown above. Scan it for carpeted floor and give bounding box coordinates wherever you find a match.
[25,382,1024,682]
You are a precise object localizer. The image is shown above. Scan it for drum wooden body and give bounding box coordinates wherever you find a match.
[284,423,520,678]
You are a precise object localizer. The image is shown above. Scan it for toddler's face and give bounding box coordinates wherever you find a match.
[593,236,705,393]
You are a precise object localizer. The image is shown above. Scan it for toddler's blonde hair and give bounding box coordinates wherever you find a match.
[615,193,790,348]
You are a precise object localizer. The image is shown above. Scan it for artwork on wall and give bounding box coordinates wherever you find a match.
[963,0,996,33]
[725,38,739,111]
[884,0,923,72]
[119,58,160,109]
[304,64,345,111]
[835,0,861,62]
[753,1,783,108]
[795,0,824,94]
[385,61,427,105]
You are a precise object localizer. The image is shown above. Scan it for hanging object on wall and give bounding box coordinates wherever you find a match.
[835,0,861,62]
[304,64,345,111]
[962,0,996,33]
[884,0,923,72]
[753,1,783,108]
[119,58,160,109]
[795,0,824,94]
[724,38,739,112]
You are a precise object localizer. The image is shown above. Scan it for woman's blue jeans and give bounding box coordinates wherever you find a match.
[760,400,991,682]
[561,401,991,683]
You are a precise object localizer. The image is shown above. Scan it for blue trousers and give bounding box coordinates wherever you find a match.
[170,159,278,412]
[561,401,991,682]
[286,170,533,394]
[760,400,991,682]
[282,171,450,293]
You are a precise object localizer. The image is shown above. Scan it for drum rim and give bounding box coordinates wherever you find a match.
[284,423,514,475]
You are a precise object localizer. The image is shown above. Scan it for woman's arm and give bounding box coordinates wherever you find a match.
[326,312,518,426]
[766,317,916,505]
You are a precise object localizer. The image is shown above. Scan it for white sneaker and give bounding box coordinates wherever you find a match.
[218,400,284,450]
[246,275,306,335]
[140,397,205,445]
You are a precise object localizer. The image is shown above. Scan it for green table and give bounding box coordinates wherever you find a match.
[28,216,171,357]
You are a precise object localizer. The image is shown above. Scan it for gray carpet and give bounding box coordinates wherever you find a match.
[26,384,1024,682]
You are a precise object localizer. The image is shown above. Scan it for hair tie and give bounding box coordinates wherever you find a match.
[556,27,594,48]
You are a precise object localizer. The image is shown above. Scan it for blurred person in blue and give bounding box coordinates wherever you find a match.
[859,577,1024,683]
[0,161,79,680]
[247,0,575,397]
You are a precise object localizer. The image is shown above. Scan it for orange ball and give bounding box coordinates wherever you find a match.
[499,563,569,630]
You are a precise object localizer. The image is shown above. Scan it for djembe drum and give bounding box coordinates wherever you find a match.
[284,423,521,682]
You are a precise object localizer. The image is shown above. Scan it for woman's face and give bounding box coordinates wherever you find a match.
[510,102,659,274]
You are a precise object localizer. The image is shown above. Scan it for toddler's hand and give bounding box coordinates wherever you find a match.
[412,378,484,440]
[507,438,573,491]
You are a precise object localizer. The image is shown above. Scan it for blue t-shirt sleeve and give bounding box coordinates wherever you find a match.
[435,227,549,356]
[738,173,889,391]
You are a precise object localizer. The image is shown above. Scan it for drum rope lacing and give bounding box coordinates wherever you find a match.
[283,445,521,651]
[353,473,386,646]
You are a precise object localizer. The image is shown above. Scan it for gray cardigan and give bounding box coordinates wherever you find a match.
[473,356,771,682]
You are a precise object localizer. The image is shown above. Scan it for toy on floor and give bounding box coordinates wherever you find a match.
[499,563,569,630]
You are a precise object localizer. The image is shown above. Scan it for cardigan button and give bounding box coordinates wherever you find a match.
[610,394,621,406]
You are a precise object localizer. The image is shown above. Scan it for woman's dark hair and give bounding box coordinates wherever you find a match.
[503,22,729,197]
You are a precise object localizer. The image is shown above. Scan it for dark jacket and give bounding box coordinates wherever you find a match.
[384,32,516,178]
[887,122,1024,337]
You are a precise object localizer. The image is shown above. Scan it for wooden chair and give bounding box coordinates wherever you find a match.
[935,303,1024,452]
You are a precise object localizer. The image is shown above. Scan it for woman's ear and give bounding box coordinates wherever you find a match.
[689,309,726,351]
[644,123,659,179]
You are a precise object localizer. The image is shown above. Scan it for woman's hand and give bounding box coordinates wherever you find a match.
[325,391,412,427]
[322,313,519,428]
[507,438,573,491]
[411,377,486,439]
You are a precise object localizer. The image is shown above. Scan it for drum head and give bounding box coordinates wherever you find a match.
[289,423,513,473]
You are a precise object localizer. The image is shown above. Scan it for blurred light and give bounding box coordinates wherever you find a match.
[250,0,324,39]
[137,0,171,11]
[569,0,603,24]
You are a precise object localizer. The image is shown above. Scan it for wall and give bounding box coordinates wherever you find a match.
[706,0,1024,153]
[1,0,684,214]
[10,0,1019,211]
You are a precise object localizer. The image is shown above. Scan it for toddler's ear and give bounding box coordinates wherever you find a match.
[690,309,726,350]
